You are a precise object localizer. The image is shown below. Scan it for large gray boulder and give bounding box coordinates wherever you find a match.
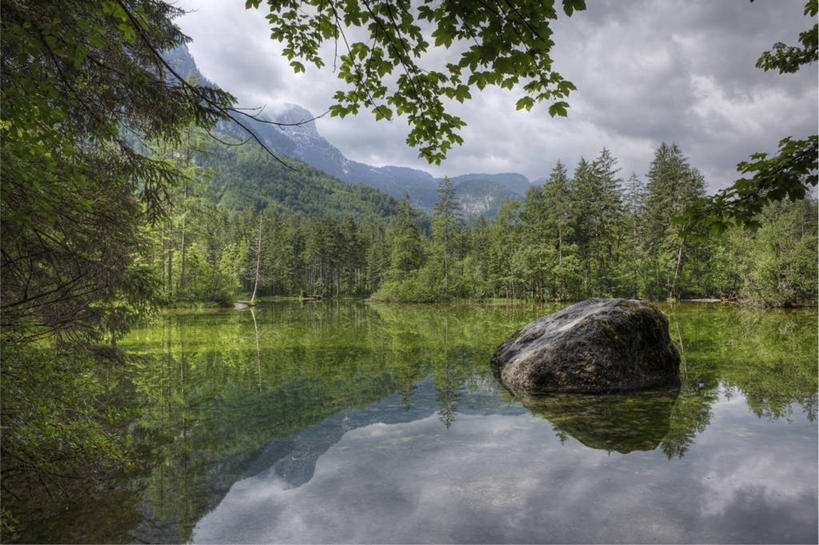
[491,298,680,395]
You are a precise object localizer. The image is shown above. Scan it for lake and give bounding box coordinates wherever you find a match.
[22,301,818,543]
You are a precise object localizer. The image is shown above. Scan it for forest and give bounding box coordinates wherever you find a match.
[152,135,817,309]
[1,0,816,540]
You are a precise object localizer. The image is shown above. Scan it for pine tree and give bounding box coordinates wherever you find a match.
[339,216,367,296]
[488,199,522,299]
[432,178,465,292]
[365,223,389,293]
[624,173,647,296]
[519,185,552,301]
[388,194,425,277]
[572,149,624,296]
[642,143,706,299]
[542,161,575,300]
[250,213,264,304]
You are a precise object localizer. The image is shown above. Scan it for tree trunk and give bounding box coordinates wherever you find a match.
[632,215,639,297]
[669,235,686,300]
[179,130,192,295]
[161,222,166,289]
[443,256,449,292]
[209,255,218,297]
[179,180,188,294]
[179,223,186,293]
[557,223,565,301]
[167,247,174,299]
[250,214,262,304]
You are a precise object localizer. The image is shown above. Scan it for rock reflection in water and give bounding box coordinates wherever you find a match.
[193,385,817,544]
[518,386,680,454]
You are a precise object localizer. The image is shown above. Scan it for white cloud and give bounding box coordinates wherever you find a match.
[192,393,817,544]
[175,0,817,192]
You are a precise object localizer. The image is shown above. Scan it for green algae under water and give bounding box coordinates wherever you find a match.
[20,302,819,543]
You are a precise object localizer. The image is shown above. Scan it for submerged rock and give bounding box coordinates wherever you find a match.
[491,298,680,395]
[521,386,680,453]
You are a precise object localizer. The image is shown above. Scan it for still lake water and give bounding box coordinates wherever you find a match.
[31,302,818,543]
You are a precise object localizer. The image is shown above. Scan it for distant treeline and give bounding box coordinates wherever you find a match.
[151,143,817,308]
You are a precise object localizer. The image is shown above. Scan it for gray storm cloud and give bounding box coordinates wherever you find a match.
[192,395,817,544]
[178,0,817,191]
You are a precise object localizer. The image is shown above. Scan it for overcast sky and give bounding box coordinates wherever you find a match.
[176,0,817,192]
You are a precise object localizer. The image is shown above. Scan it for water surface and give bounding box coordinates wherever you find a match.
[25,302,819,543]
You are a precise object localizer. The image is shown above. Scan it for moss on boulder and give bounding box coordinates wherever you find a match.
[491,298,680,395]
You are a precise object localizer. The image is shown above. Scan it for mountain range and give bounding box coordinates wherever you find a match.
[166,44,535,217]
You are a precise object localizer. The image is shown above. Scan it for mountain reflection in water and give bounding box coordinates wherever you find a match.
[240,383,687,501]
[193,380,816,544]
[89,302,817,544]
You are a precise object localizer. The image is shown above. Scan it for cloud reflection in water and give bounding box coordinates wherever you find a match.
[194,388,816,544]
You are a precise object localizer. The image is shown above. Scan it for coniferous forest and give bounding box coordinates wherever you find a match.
[1,0,816,541]
[153,135,817,308]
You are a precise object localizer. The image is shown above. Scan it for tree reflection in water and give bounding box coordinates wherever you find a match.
[26,301,812,544]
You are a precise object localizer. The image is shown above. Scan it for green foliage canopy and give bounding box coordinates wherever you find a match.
[0,0,235,341]
[246,0,586,163]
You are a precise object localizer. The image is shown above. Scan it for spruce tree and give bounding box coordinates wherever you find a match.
[543,161,575,299]
[572,149,624,296]
[642,143,706,299]
[624,173,647,296]
[389,194,425,278]
[432,178,465,292]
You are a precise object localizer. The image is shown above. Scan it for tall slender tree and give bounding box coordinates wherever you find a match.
[388,194,426,277]
[250,213,264,304]
[432,178,465,292]
[488,199,523,299]
[543,161,575,299]
[624,173,647,296]
[643,143,706,299]
[572,149,624,296]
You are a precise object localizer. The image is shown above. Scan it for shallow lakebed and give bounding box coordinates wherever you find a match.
[25,302,819,543]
